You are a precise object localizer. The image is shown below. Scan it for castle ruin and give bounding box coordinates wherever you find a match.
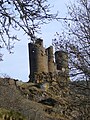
[28,38,69,83]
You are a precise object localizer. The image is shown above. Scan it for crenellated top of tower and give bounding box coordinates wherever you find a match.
[35,38,43,47]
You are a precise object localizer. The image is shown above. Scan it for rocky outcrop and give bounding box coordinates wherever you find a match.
[0,78,90,120]
[0,78,56,120]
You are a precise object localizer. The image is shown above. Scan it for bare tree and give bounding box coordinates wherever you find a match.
[52,0,90,119]
[0,0,57,60]
[53,0,90,81]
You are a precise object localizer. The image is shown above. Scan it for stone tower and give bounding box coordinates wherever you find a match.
[28,38,69,83]
[55,50,69,83]
[46,46,55,73]
[55,51,68,72]
[28,39,48,82]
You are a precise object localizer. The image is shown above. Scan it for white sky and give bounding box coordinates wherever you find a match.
[0,0,73,82]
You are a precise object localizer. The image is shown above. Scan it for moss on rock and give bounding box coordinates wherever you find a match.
[0,108,26,120]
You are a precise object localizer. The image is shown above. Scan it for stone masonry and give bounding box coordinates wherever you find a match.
[28,38,69,83]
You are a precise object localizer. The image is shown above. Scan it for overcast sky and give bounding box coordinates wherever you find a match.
[0,0,74,82]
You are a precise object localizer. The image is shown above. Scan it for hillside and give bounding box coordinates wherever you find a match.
[0,78,54,120]
[0,77,90,120]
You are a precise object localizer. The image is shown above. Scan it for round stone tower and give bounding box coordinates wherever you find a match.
[55,51,68,72]
[46,46,55,73]
[55,50,69,82]
[28,39,48,82]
